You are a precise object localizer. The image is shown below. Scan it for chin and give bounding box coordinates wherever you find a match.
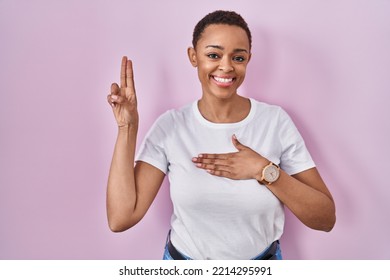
[213,87,240,99]
[211,92,237,101]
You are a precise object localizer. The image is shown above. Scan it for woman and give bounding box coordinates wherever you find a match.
[106,10,336,260]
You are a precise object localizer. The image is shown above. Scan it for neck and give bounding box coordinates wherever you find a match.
[197,94,250,123]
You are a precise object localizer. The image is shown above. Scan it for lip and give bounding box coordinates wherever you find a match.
[210,75,236,87]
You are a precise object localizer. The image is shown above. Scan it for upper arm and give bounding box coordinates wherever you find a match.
[130,161,166,226]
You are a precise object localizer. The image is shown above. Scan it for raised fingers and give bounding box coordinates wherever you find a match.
[119,56,135,91]
[120,56,127,88]
[126,59,135,91]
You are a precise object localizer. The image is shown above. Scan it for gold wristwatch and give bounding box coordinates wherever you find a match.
[260,162,280,185]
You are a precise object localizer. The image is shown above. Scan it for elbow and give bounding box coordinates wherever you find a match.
[324,202,337,232]
[316,199,337,232]
[303,205,336,232]
[320,222,335,233]
[307,216,336,232]
[313,211,336,232]
[108,220,135,233]
[323,213,336,232]
[107,214,141,233]
[108,222,129,233]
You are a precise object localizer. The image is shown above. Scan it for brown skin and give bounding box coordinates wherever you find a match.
[106,24,336,233]
[188,24,252,123]
[106,57,165,232]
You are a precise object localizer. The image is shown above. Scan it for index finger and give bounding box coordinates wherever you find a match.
[120,56,128,88]
[198,153,231,159]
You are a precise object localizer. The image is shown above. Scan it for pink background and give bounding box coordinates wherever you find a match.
[1,0,389,259]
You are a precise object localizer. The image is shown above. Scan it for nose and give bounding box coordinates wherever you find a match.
[219,56,233,72]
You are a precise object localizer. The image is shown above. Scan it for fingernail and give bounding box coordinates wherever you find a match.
[233,134,237,139]
[111,95,118,100]
[192,157,197,162]
[198,154,203,158]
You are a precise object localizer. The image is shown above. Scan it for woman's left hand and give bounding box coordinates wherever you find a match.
[192,135,269,180]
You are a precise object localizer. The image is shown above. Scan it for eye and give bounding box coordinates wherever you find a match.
[233,56,245,62]
[207,53,220,59]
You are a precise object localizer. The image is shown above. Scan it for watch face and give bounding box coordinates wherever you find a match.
[264,165,280,183]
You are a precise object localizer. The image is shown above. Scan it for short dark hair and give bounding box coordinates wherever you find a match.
[192,10,252,49]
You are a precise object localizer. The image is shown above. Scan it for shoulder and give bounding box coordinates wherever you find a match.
[153,102,194,128]
[250,98,289,120]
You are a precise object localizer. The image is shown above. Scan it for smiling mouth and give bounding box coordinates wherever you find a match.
[211,76,236,85]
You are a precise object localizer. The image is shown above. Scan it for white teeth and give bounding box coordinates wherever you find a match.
[213,76,233,83]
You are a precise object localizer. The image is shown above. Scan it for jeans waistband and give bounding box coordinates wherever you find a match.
[166,231,279,260]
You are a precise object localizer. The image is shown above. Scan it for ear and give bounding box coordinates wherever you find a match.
[187,47,197,67]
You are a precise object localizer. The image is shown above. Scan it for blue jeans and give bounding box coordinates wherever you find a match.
[163,238,283,260]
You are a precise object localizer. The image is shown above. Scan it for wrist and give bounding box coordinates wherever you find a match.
[118,123,138,131]
[118,123,138,133]
[254,158,269,181]
[256,161,281,185]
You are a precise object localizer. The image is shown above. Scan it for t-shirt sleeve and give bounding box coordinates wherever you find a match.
[135,113,171,174]
[278,108,316,175]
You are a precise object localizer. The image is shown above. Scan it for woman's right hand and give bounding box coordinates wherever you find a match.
[107,56,139,128]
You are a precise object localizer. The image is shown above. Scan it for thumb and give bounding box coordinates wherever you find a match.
[232,134,246,151]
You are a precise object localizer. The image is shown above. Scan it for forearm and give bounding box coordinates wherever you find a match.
[265,168,336,232]
[191,135,336,231]
[107,124,138,232]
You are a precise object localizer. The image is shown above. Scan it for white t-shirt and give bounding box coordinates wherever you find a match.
[136,98,315,259]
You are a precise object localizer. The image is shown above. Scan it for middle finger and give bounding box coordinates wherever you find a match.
[192,157,227,165]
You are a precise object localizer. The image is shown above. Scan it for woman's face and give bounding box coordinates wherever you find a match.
[188,24,251,100]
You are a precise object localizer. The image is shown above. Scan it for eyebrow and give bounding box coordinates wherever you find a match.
[205,45,248,53]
